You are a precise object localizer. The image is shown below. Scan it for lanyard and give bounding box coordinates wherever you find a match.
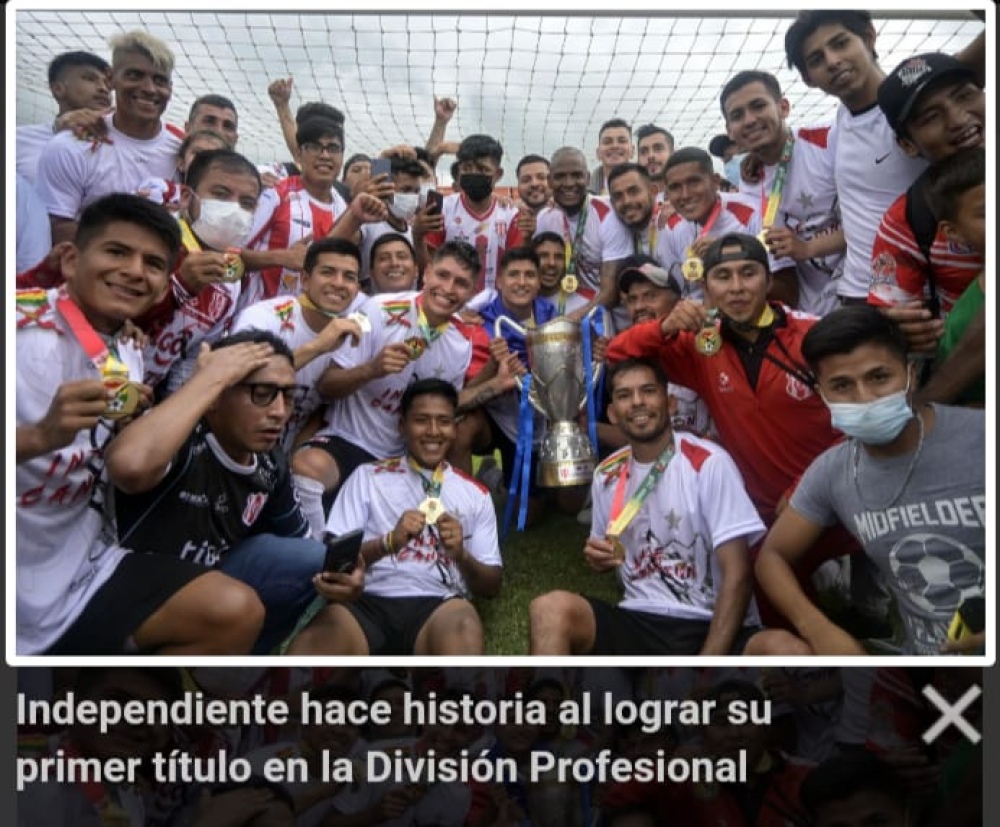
[55,292,120,374]
[687,199,723,255]
[298,293,339,318]
[606,443,675,538]
[408,457,446,497]
[563,198,590,277]
[760,132,795,229]
[178,217,201,253]
[415,296,449,345]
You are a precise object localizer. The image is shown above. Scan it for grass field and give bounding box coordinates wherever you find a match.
[475,503,622,655]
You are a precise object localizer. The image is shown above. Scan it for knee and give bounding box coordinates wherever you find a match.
[743,629,812,656]
[529,590,577,632]
[291,448,339,491]
[204,574,266,644]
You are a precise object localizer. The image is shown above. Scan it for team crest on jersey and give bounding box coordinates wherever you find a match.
[786,374,813,401]
[15,289,57,330]
[183,285,233,327]
[274,299,296,332]
[947,240,977,255]
[242,492,268,526]
[373,457,405,474]
[870,252,897,286]
[596,450,630,486]
[718,371,733,393]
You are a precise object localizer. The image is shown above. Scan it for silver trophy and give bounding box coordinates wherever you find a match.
[495,309,606,487]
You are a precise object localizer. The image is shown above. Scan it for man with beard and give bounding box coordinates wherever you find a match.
[534,147,633,324]
[608,163,660,259]
[635,123,674,207]
[720,70,846,315]
[531,231,595,317]
[529,358,763,656]
[514,153,551,239]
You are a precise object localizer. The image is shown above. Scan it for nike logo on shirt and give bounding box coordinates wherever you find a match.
[875,153,891,164]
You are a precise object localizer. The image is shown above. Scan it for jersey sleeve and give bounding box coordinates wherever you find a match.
[326,464,374,539]
[787,448,841,529]
[231,303,278,335]
[867,197,928,307]
[463,325,491,384]
[692,442,766,549]
[34,134,88,220]
[606,321,703,391]
[465,490,502,567]
[590,472,611,539]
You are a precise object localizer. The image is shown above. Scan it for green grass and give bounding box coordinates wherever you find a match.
[475,505,622,655]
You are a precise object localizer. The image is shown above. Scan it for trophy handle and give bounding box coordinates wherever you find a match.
[582,305,609,402]
[494,314,529,393]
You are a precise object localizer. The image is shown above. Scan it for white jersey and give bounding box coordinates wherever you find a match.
[318,291,479,458]
[327,458,501,599]
[17,174,52,274]
[231,294,366,452]
[136,175,183,208]
[359,219,415,284]
[831,103,927,298]
[534,197,633,293]
[668,383,714,438]
[590,433,765,623]
[35,114,183,219]
[16,122,55,185]
[15,289,143,654]
[655,194,762,302]
[738,126,843,316]
[426,193,520,294]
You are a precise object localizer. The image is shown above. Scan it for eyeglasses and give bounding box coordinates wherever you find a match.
[301,141,344,157]
[238,382,304,407]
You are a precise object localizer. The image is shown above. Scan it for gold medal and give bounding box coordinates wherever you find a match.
[104,380,141,419]
[347,311,372,334]
[222,248,245,282]
[560,274,578,294]
[607,534,626,562]
[694,324,722,356]
[419,497,444,525]
[404,336,428,360]
[682,257,704,281]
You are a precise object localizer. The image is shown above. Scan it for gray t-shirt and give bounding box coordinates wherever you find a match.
[791,404,985,655]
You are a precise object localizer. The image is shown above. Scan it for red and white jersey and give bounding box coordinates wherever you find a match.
[534,197,633,293]
[136,175,183,209]
[318,291,488,458]
[425,193,522,293]
[738,126,843,316]
[35,114,183,219]
[252,176,349,299]
[868,190,982,316]
[231,294,366,452]
[15,289,141,654]
[143,271,241,393]
[591,433,764,623]
[654,194,762,302]
[830,104,927,298]
[327,458,501,599]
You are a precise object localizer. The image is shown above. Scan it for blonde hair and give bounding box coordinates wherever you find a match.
[108,30,175,75]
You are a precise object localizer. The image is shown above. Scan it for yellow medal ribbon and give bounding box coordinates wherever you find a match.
[298,293,340,319]
[178,218,201,253]
[606,443,676,539]
[759,132,795,237]
[564,197,590,278]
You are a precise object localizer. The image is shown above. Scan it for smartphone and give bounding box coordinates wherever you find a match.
[948,596,985,642]
[322,529,364,574]
[371,157,392,179]
[425,189,444,215]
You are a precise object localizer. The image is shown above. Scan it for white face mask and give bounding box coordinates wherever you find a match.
[390,191,420,221]
[191,197,254,250]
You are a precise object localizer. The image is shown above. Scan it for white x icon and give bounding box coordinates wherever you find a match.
[922,685,982,744]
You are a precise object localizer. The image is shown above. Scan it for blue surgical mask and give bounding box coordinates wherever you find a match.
[724,155,744,187]
[823,384,914,444]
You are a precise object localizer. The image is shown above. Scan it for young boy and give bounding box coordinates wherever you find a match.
[16,193,263,655]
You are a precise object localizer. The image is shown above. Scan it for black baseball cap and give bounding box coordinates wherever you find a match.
[878,53,979,135]
[709,133,735,159]
[618,255,682,295]
[701,233,769,275]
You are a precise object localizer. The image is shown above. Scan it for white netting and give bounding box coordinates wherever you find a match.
[14,9,983,183]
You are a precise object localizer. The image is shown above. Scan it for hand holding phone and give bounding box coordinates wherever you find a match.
[371,158,393,179]
[322,529,364,574]
[425,190,444,215]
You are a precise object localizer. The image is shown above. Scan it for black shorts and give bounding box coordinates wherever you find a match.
[46,552,209,655]
[301,434,378,481]
[483,411,541,496]
[585,597,759,656]
[347,593,456,655]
